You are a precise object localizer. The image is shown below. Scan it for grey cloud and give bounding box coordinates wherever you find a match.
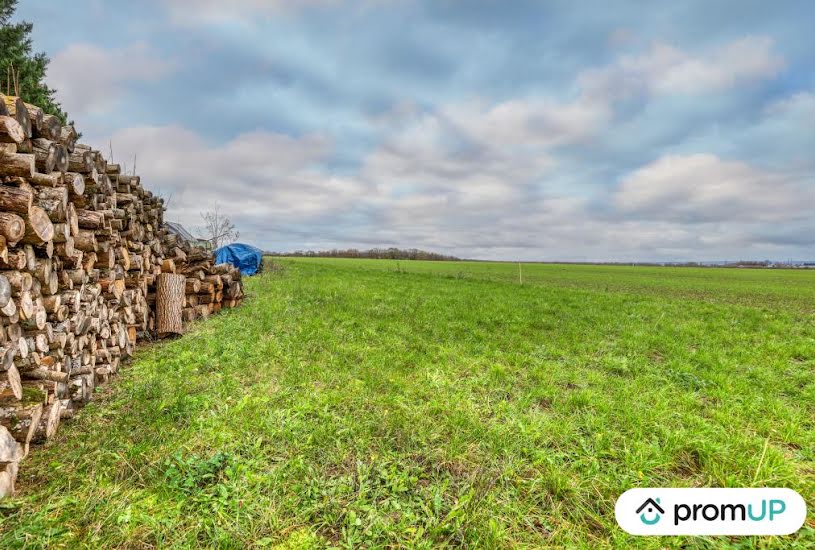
[614,154,812,223]
[49,42,175,118]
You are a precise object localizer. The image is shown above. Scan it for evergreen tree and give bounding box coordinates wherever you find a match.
[0,0,66,121]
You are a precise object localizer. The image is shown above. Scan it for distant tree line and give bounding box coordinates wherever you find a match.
[269,248,461,261]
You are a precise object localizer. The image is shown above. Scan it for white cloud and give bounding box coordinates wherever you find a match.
[615,154,809,222]
[98,122,814,260]
[580,36,784,100]
[100,125,368,233]
[363,96,609,214]
[49,43,174,117]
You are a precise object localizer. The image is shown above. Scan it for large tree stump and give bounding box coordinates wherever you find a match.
[157,273,185,336]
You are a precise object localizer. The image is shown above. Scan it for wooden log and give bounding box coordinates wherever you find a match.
[63,172,85,197]
[1,271,31,295]
[31,257,51,285]
[0,275,9,309]
[67,150,92,173]
[59,126,77,153]
[0,186,32,215]
[30,401,61,444]
[16,292,34,321]
[22,245,35,272]
[28,333,48,354]
[43,270,58,296]
[205,274,223,289]
[29,171,62,187]
[76,209,105,229]
[74,230,96,252]
[24,103,43,134]
[39,114,62,142]
[0,460,17,498]
[185,278,201,293]
[23,367,69,384]
[20,308,46,331]
[0,399,43,445]
[156,273,184,336]
[1,365,22,400]
[0,425,21,497]
[31,139,59,173]
[0,116,25,144]
[0,425,22,463]
[2,96,31,138]
[0,213,24,245]
[37,186,68,220]
[41,294,61,313]
[0,346,15,370]
[0,153,34,178]
[66,203,79,238]
[14,336,27,360]
[0,258,22,279]
[21,206,54,245]
[116,246,130,270]
[52,224,70,246]
[0,297,15,317]
[196,304,210,319]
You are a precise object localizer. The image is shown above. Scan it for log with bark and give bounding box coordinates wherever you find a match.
[156,273,185,336]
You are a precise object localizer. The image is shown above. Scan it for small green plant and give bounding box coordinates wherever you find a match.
[163,451,233,494]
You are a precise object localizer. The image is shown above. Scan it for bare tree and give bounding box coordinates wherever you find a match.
[199,204,239,250]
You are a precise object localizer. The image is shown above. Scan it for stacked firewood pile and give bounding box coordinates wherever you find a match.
[0,95,245,496]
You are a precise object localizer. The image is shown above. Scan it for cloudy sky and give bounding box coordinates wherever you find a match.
[18,0,815,261]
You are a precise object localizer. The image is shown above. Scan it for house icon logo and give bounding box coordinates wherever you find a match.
[636,497,665,525]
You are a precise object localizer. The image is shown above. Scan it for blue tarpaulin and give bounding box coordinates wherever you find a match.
[214,243,263,276]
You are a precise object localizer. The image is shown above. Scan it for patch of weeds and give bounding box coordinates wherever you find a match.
[666,368,710,391]
[160,394,205,422]
[163,451,234,494]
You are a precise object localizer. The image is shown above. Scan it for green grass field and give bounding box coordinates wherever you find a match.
[1,258,813,548]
